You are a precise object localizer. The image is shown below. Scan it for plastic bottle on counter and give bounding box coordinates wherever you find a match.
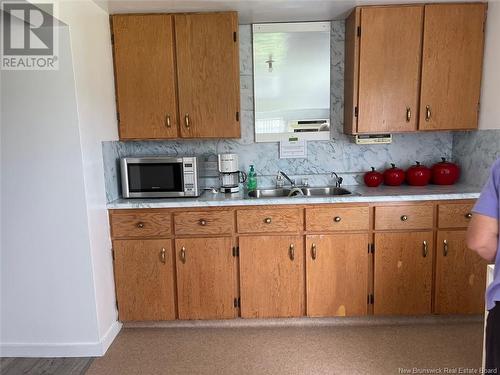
[247,165,257,192]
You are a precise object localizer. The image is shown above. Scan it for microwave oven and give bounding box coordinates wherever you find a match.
[120,156,200,198]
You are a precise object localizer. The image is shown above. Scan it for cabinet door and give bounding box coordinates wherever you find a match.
[419,4,486,130]
[175,12,240,138]
[112,15,178,139]
[357,6,423,133]
[435,230,487,314]
[374,232,433,315]
[306,234,369,317]
[239,235,304,318]
[175,237,236,320]
[113,239,176,321]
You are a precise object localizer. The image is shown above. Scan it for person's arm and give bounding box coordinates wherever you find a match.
[466,159,500,263]
[467,214,498,262]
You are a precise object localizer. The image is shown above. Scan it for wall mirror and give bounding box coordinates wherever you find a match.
[253,22,331,142]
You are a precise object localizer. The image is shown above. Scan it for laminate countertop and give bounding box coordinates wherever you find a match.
[107,184,481,209]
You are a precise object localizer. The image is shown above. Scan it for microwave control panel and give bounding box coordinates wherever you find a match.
[182,157,198,196]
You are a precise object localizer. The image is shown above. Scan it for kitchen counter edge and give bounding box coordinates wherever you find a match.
[107,184,481,209]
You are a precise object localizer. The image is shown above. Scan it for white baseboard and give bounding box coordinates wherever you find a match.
[100,320,122,355]
[0,320,122,358]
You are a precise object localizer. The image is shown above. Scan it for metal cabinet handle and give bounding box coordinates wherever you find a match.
[160,248,166,264]
[136,222,144,228]
[180,247,186,264]
[264,217,272,224]
[289,244,295,261]
[334,216,342,223]
[311,243,317,260]
[443,240,448,257]
[425,105,432,121]
[406,107,411,123]
[199,219,207,226]
[400,215,408,222]
[184,114,190,128]
[465,213,472,219]
[165,114,171,128]
[423,240,428,258]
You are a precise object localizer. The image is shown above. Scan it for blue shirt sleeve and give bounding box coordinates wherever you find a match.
[473,159,500,219]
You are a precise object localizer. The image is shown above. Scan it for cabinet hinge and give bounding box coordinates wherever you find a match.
[116,112,120,123]
[111,248,115,261]
[234,297,241,308]
[354,106,359,118]
[115,299,119,311]
[232,246,239,257]
[236,111,240,122]
[368,243,375,254]
[238,297,241,308]
[233,31,237,42]
[369,294,374,305]
[357,26,361,37]
[111,34,114,45]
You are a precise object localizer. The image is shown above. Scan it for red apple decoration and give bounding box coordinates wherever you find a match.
[364,167,383,187]
[431,158,460,185]
[384,163,405,186]
[406,161,432,186]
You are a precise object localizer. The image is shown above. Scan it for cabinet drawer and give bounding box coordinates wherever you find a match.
[438,202,474,228]
[306,206,369,232]
[237,208,303,233]
[110,212,172,238]
[174,211,234,235]
[375,205,433,230]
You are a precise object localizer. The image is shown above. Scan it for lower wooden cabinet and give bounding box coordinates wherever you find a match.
[110,199,484,321]
[435,230,487,314]
[239,235,305,318]
[175,237,237,320]
[306,234,369,317]
[113,239,176,321]
[374,231,434,315]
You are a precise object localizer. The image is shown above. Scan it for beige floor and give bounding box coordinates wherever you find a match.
[87,322,483,375]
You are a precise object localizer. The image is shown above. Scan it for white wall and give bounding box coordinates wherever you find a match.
[1,1,120,357]
[479,1,500,130]
[58,0,120,342]
[1,22,102,356]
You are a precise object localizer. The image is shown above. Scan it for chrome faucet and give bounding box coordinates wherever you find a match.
[278,171,295,187]
[331,171,343,188]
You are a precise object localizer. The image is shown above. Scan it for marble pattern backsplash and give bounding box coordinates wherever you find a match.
[452,130,500,188]
[102,21,453,203]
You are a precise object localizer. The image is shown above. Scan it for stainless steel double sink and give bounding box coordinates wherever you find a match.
[248,187,351,198]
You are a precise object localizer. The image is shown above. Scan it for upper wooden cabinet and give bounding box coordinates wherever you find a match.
[344,3,487,134]
[419,4,486,131]
[112,15,179,139]
[175,13,240,138]
[356,6,423,133]
[111,12,240,140]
